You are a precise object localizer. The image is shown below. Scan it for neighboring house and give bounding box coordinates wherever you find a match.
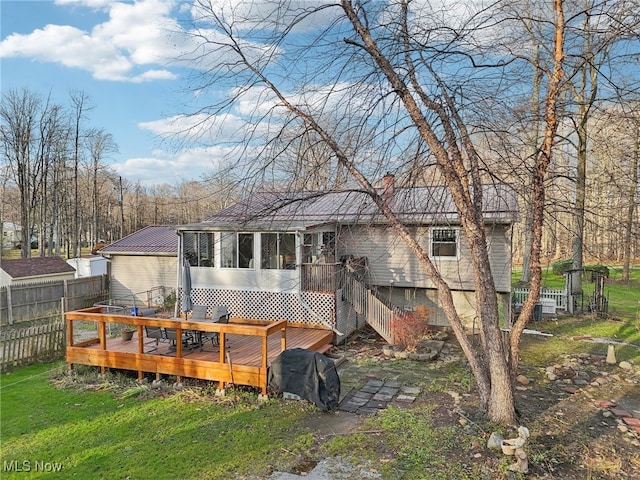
[174,177,519,343]
[0,256,76,287]
[66,255,109,279]
[98,225,178,306]
[1,222,22,249]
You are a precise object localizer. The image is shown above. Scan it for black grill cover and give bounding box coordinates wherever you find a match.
[268,348,340,411]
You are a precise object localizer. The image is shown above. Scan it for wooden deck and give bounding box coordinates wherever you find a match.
[65,307,334,395]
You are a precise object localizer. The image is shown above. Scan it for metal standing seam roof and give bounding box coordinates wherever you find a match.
[98,225,178,255]
[1,256,76,279]
[179,184,519,231]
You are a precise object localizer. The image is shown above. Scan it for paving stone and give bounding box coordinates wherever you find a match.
[365,400,388,409]
[343,398,369,408]
[352,391,373,400]
[384,380,402,388]
[347,397,370,407]
[372,393,394,402]
[401,386,421,395]
[378,386,399,396]
[361,385,381,394]
[357,407,380,414]
[395,394,416,403]
[364,379,385,388]
[339,403,360,413]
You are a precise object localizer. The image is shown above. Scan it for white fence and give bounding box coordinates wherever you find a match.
[512,287,568,311]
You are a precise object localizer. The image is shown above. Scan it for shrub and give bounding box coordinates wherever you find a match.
[552,259,573,276]
[391,306,432,351]
[587,264,609,281]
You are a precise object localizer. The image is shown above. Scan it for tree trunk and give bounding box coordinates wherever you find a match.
[511,0,566,378]
[622,127,639,282]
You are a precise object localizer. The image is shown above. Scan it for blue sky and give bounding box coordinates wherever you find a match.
[1,0,227,186]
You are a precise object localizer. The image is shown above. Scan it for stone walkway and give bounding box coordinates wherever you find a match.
[338,378,420,414]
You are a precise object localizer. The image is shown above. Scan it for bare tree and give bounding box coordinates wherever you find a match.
[1,89,42,257]
[173,0,575,424]
[85,129,118,245]
[560,0,640,291]
[68,91,93,258]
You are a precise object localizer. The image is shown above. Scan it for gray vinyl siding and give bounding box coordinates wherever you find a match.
[108,255,178,303]
[337,224,512,293]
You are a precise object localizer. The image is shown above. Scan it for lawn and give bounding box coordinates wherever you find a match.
[1,265,638,479]
[0,364,316,479]
[512,264,640,321]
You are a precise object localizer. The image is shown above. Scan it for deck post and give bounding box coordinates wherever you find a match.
[99,319,106,374]
[218,332,226,391]
[66,310,73,373]
[137,325,144,381]
[261,336,268,395]
[280,323,287,352]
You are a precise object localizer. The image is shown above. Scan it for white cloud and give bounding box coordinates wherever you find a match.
[114,145,238,185]
[139,112,263,144]
[0,0,184,82]
[0,24,133,79]
[191,0,339,33]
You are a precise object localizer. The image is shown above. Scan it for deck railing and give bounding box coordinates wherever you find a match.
[301,263,342,292]
[65,306,288,394]
[341,273,399,344]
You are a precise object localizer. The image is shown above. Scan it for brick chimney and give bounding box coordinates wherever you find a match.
[382,172,395,202]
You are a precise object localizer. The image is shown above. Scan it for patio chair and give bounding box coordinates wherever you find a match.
[165,325,194,352]
[141,309,166,352]
[144,326,165,352]
[190,304,208,320]
[200,306,229,348]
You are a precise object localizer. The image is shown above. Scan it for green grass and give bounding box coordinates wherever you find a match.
[321,406,481,480]
[2,264,639,479]
[512,264,640,321]
[519,316,640,368]
[1,363,315,479]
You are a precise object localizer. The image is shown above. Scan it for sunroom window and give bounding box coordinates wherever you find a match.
[302,231,336,263]
[261,233,296,269]
[184,232,214,267]
[430,228,458,259]
[221,232,254,268]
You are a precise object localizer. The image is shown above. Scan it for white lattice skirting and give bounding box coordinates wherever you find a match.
[180,288,336,327]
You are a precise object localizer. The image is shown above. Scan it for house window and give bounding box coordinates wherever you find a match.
[261,233,296,269]
[430,228,458,259]
[221,232,254,268]
[184,232,215,267]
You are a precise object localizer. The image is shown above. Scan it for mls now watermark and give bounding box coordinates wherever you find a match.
[3,460,63,473]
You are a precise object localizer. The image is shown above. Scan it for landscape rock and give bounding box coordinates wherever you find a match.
[487,432,503,450]
[619,361,632,370]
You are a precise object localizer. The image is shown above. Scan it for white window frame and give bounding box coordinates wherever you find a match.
[220,232,255,269]
[429,227,459,260]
